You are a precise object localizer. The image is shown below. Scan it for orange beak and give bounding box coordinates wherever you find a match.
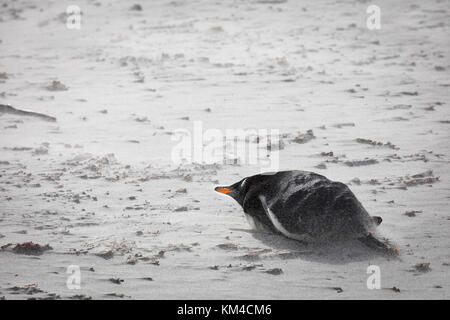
[215,187,232,194]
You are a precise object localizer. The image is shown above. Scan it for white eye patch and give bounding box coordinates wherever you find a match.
[240,178,247,189]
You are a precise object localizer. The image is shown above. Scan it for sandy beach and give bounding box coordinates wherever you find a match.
[0,0,449,299]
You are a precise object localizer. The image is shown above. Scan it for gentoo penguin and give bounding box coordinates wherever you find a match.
[215,170,396,254]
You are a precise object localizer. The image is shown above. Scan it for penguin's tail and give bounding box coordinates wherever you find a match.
[357,233,398,256]
[372,216,382,226]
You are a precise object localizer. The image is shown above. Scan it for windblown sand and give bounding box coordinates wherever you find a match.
[0,0,449,299]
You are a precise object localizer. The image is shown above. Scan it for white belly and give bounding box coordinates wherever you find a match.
[244,213,271,232]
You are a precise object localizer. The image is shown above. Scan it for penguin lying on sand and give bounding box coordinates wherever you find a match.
[215,170,396,255]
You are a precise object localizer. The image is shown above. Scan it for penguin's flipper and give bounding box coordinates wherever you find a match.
[258,195,312,243]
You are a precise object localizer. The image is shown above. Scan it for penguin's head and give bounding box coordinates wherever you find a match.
[214,177,251,207]
[215,173,278,207]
